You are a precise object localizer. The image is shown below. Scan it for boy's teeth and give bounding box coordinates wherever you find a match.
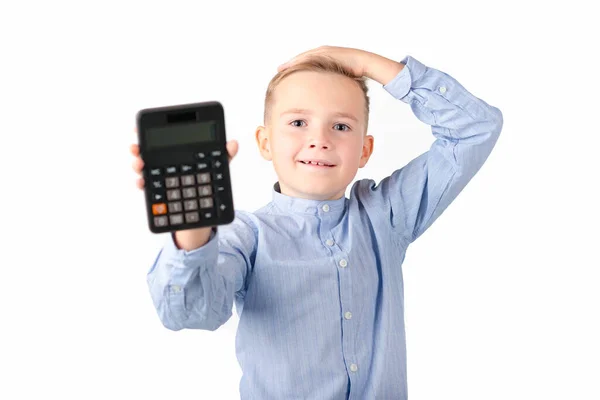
[302,160,331,166]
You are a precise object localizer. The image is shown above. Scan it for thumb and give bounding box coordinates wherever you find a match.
[226,140,239,162]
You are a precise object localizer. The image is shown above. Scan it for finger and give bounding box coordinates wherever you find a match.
[278,53,319,72]
[226,140,239,161]
[278,54,309,71]
[136,177,145,190]
[130,143,139,156]
[132,157,144,174]
[278,46,328,71]
[278,49,318,71]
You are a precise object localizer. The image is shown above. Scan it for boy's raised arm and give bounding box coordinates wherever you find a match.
[279,46,503,244]
[360,54,503,244]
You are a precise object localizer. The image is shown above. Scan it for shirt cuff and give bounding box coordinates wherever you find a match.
[383,55,428,102]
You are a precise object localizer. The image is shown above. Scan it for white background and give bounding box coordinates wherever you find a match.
[1,1,599,399]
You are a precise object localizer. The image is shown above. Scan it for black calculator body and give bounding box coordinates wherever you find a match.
[136,101,235,233]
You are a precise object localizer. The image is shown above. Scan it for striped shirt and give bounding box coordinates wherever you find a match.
[146,54,503,399]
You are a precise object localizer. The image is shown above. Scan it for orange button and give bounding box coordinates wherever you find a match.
[152,203,167,215]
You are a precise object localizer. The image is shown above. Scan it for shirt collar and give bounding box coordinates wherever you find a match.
[271,182,347,217]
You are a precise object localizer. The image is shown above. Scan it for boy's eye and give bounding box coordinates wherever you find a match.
[289,121,350,130]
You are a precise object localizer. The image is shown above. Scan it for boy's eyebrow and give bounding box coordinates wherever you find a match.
[280,108,359,123]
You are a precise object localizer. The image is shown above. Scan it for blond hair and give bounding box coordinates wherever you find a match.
[263,55,370,131]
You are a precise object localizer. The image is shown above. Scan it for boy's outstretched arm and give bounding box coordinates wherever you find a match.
[281,46,503,244]
[146,214,257,331]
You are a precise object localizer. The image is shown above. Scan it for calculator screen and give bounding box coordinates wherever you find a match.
[145,121,217,149]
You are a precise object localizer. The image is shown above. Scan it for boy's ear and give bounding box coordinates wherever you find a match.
[359,134,374,168]
[255,125,272,161]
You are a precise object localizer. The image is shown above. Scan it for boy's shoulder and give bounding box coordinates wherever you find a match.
[219,177,394,244]
[223,201,277,230]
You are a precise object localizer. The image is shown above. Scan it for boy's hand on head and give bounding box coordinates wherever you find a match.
[278,45,404,86]
[130,127,239,191]
[278,45,369,77]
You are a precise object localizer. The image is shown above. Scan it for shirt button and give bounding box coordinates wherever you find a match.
[344,311,352,320]
[171,285,181,293]
[439,86,447,94]
[322,204,330,212]
[339,259,348,268]
[350,363,358,372]
[325,239,334,246]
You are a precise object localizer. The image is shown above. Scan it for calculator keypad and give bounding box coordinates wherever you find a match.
[148,151,230,229]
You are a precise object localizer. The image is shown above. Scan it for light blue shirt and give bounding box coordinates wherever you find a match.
[146,55,503,399]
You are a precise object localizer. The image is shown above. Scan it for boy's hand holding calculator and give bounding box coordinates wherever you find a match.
[131,101,238,248]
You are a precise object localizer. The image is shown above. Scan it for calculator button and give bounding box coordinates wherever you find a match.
[165,177,179,188]
[197,172,211,184]
[152,203,167,215]
[197,162,209,170]
[168,202,182,213]
[167,189,181,201]
[198,185,212,197]
[195,152,207,159]
[154,216,168,227]
[202,211,214,219]
[181,164,194,173]
[215,185,226,193]
[199,197,213,209]
[218,203,228,213]
[151,180,163,189]
[181,175,195,186]
[212,159,223,169]
[214,172,224,181]
[185,212,200,223]
[216,193,229,209]
[182,187,196,198]
[211,150,222,157]
[153,193,165,201]
[169,214,184,225]
[165,166,178,174]
[184,199,198,211]
[150,168,162,176]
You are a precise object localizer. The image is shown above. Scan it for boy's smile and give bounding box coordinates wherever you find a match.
[256,70,374,201]
[298,159,336,168]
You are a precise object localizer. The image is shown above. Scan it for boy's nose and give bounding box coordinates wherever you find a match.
[308,129,332,150]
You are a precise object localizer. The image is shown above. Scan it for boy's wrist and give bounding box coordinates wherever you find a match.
[173,227,214,251]
[362,51,405,86]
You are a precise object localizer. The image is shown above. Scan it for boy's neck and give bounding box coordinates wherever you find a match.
[274,182,346,201]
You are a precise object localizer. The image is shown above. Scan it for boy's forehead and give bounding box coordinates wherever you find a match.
[272,71,365,116]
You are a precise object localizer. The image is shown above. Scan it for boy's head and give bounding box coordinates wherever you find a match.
[256,55,375,201]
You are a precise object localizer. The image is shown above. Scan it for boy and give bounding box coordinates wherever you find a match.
[130,45,503,399]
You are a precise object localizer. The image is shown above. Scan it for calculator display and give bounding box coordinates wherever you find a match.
[145,121,217,148]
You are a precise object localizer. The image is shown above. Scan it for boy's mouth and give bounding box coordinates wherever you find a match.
[298,159,336,167]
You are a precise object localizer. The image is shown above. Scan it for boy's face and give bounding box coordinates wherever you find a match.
[256,71,374,201]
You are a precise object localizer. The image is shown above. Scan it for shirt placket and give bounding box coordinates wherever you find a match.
[318,203,359,391]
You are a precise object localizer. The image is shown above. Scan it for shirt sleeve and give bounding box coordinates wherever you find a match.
[146,211,257,331]
[354,55,503,245]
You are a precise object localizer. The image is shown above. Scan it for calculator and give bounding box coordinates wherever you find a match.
[136,101,235,233]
